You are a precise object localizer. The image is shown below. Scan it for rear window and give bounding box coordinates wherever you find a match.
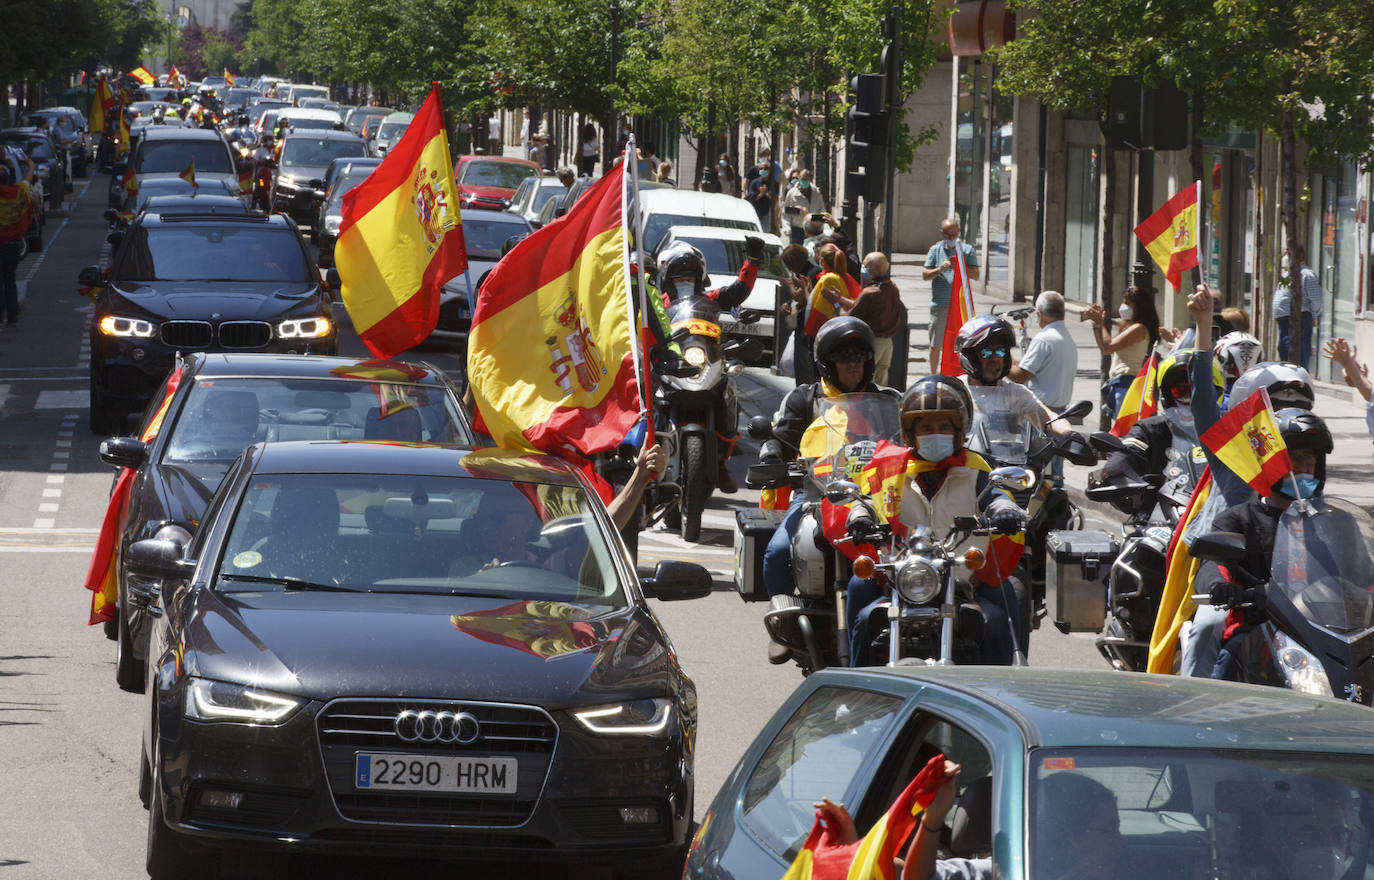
[285,117,339,131]
[116,225,311,282]
[281,137,365,169]
[642,212,758,252]
[377,120,409,140]
[461,217,528,259]
[0,135,53,161]
[461,161,535,190]
[136,139,234,174]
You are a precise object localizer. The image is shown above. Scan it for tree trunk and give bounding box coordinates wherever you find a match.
[1280,105,1302,365]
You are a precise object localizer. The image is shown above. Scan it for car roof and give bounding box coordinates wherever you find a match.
[830,666,1374,753]
[640,188,760,219]
[381,112,414,122]
[663,226,784,246]
[282,127,358,141]
[140,127,226,142]
[249,442,583,486]
[185,352,454,384]
[464,210,533,226]
[141,194,248,213]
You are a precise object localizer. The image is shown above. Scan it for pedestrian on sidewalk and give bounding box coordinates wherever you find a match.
[1083,286,1162,420]
[1273,246,1322,369]
[846,252,902,385]
[782,170,825,246]
[579,123,598,176]
[487,112,501,157]
[746,167,775,234]
[0,156,36,326]
[1008,291,1077,475]
[779,244,816,383]
[716,154,738,196]
[921,218,979,369]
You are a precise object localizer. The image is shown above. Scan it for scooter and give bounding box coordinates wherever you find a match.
[252,160,274,212]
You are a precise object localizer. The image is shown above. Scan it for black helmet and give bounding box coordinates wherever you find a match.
[955,315,1016,382]
[656,241,706,299]
[814,316,876,389]
[1155,349,1225,409]
[1274,407,1331,492]
[899,375,972,450]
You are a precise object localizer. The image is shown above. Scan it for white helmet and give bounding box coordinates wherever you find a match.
[1230,361,1314,410]
[1213,332,1265,379]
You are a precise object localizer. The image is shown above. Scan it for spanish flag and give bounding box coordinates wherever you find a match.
[937,240,976,376]
[1109,351,1160,437]
[116,107,130,156]
[129,66,155,85]
[450,600,605,661]
[468,161,640,461]
[179,158,197,188]
[336,84,467,359]
[1147,468,1213,674]
[237,167,253,194]
[121,165,137,195]
[1133,181,1201,291]
[1199,387,1292,494]
[167,65,183,87]
[90,76,111,133]
[803,274,840,337]
[328,360,429,419]
[781,753,951,880]
[84,368,183,624]
[224,69,237,87]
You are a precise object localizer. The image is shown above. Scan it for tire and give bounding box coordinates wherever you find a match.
[146,738,205,878]
[679,434,709,544]
[115,577,146,693]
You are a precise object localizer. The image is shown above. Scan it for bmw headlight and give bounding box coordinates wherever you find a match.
[682,346,708,368]
[573,698,673,736]
[185,677,304,724]
[277,316,332,339]
[1274,631,1333,696]
[895,559,941,604]
[99,315,156,338]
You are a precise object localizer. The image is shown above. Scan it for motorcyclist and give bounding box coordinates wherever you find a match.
[761,317,894,661]
[844,375,1027,666]
[250,134,275,211]
[956,315,1078,443]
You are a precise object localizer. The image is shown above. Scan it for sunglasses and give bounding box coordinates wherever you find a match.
[833,347,871,364]
[979,347,1008,359]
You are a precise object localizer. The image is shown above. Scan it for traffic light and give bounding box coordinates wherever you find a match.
[847,73,888,203]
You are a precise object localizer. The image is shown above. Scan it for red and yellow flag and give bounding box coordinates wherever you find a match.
[803,275,840,337]
[781,753,951,880]
[336,84,467,359]
[450,600,604,660]
[84,368,183,624]
[116,106,130,156]
[1134,181,1201,291]
[1147,468,1213,674]
[1199,387,1292,494]
[467,163,639,460]
[237,167,253,194]
[120,165,137,195]
[90,76,111,133]
[224,69,237,87]
[167,65,183,87]
[129,66,155,85]
[937,240,976,376]
[179,158,197,188]
[1109,351,1160,437]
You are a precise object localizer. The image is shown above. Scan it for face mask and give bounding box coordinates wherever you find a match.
[1119,303,1134,321]
[674,281,695,300]
[860,267,872,280]
[915,434,955,462]
[799,181,810,192]
[1279,473,1322,499]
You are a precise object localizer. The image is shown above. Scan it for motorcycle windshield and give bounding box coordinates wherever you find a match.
[666,296,723,340]
[968,410,1032,466]
[800,393,901,488]
[1273,498,1374,636]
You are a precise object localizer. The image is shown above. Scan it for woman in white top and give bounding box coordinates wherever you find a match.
[1083,286,1163,419]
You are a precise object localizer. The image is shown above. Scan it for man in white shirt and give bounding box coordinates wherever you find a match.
[1009,291,1078,476]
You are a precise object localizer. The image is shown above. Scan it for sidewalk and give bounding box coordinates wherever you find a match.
[885,252,1374,514]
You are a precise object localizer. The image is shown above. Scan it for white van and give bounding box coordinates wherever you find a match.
[637,189,761,252]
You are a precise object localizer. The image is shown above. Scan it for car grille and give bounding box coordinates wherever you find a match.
[218,320,273,349]
[160,320,213,348]
[317,698,558,826]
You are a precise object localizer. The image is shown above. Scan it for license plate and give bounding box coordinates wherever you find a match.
[354,753,517,794]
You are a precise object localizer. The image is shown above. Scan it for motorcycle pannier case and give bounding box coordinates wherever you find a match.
[1046,530,1118,633]
[734,507,785,602]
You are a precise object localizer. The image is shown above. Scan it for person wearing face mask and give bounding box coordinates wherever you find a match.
[1083,286,1163,420]
[782,169,826,245]
[956,315,1078,446]
[922,218,979,370]
[844,375,1026,666]
[845,252,902,385]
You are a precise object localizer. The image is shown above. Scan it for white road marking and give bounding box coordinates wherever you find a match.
[42,489,61,498]
[46,475,65,484]
[35,390,88,409]
[33,518,55,528]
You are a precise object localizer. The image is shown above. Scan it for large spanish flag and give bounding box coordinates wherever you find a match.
[1109,351,1160,437]
[90,76,112,133]
[1199,387,1292,494]
[468,163,639,460]
[129,66,155,85]
[937,241,976,376]
[336,84,467,359]
[1134,181,1201,291]
[1147,468,1213,674]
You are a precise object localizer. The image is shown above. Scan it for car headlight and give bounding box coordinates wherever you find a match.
[895,559,942,605]
[573,698,674,735]
[277,316,332,338]
[99,315,156,338]
[1274,631,1333,696]
[323,215,341,234]
[185,677,304,724]
[276,174,297,189]
[682,346,708,368]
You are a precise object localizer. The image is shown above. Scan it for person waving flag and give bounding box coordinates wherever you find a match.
[936,239,976,376]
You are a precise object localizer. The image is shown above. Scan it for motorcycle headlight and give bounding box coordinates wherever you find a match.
[572,698,673,736]
[185,677,303,724]
[1274,631,1333,696]
[99,315,156,338]
[277,316,332,339]
[682,346,708,368]
[895,559,941,605]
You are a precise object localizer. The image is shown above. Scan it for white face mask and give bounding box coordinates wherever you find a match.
[674,281,696,300]
[915,434,956,462]
[1119,303,1134,321]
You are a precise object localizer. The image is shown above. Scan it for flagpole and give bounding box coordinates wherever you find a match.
[619,136,649,437]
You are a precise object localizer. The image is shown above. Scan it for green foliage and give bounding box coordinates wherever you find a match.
[0,0,162,86]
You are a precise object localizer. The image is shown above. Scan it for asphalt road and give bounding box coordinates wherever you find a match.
[0,174,1104,878]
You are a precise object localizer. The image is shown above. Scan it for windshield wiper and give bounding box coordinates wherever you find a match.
[220,573,360,592]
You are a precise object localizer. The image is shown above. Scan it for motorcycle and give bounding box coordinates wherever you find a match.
[1087,426,1207,671]
[1193,497,1374,705]
[252,159,275,212]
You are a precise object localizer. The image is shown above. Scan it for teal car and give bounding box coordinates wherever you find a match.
[688,666,1374,880]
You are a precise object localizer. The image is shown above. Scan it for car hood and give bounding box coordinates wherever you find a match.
[186,592,677,703]
[278,165,330,185]
[459,183,514,200]
[110,281,321,319]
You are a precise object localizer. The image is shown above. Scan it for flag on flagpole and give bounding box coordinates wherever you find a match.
[121,165,138,195]
[179,158,197,188]
[1109,351,1161,437]
[937,239,976,376]
[1147,468,1213,674]
[1198,387,1292,493]
[1134,181,1201,291]
[129,66,155,85]
[467,162,639,466]
[90,76,110,133]
[168,65,183,87]
[224,69,237,87]
[335,84,466,359]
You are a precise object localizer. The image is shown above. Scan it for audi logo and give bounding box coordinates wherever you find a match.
[394,709,481,744]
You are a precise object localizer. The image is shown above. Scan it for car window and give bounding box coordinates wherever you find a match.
[461,161,533,190]
[531,184,563,214]
[281,137,365,169]
[377,120,409,139]
[136,139,234,174]
[213,472,623,605]
[117,226,311,282]
[462,218,527,259]
[327,171,374,210]
[678,236,784,281]
[641,213,758,252]
[741,686,905,861]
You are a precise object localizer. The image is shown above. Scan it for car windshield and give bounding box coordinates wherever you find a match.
[281,137,365,169]
[0,135,54,161]
[117,225,310,282]
[163,377,467,463]
[290,86,329,101]
[642,212,758,252]
[136,139,234,174]
[462,218,528,259]
[248,103,287,124]
[286,117,339,131]
[461,161,534,190]
[214,471,624,604]
[1029,747,1374,880]
[223,89,261,109]
[680,236,784,281]
[377,120,409,140]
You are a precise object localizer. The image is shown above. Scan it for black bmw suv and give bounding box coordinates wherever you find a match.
[80,211,337,433]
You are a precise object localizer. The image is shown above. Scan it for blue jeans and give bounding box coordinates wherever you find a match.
[1276,312,1314,370]
[763,497,807,598]
[1104,375,1134,421]
[846,575,1017,666]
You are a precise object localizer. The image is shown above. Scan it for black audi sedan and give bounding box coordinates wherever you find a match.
[98,352,474,693]
[128,442,709,878]
[79,210,337,433]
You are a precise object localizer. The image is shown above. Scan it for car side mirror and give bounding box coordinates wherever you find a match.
[125,538,195,582]
[78,266,104,288]
[325,267,340,289]
[1190,531,1248,563]
[641,560,712,601]
[99,436,148,469]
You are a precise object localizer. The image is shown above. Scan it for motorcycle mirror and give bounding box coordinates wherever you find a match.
[952,515,979,532]
[1190,531,1248,563]
[746,416,773,440]
[745,462,791,490]
[1089,431,1126,455]
[1055,400,1093,424]
[823,480,862,504]
[988,466,1035,492]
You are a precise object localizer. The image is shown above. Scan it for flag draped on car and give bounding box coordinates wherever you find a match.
[780,753,951,880]
[335,84,466,359]
[120,165,137,195]
[129,66,155,85]
[467,160,641,467]
[83,368,183,625]
[1109,350,1160,437]
[1134,181,1201,291]
[936,240,976,376]
[1199,387,1293,494]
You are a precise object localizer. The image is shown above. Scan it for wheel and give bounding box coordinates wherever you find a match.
[146,737,206,878]
[679,434,709,543]
[115,576,146,693]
